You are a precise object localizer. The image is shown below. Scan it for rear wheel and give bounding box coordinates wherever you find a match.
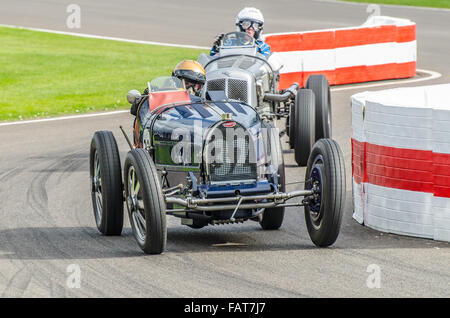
[90,131,123,235]
[288,102,295,149]
[306,75,332,140]
[124,149,167,254]
[259,122,285,230]
[304,139,346,247]
[294,89,315,166]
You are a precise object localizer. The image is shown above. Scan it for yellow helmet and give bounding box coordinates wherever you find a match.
[172,60,206,85]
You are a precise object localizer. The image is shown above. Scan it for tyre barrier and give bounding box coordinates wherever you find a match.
[351,83,450,242]
[264,16,416,89]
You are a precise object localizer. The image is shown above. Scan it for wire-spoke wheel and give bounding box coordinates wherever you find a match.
[127,166,146,243]
[93,151,103,227]
[90,131,124,235]
[124,149,166,254]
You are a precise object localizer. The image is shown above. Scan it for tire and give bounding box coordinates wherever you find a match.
[90,131,124,235]
[305,74,332,140]
[304,139,346,247]
[124,149,167,254]
[259,122,285,230]
[294,89,315,166]
[288,102,295,149]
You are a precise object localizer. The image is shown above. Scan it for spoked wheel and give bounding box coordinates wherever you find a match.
[306,74,332,140]
[259,121,285,230]
[304,139,346,247]
[92,151,103,226]
[124,149,166,254]
[127,165,146,242]
[294,89,315,166]
[90,131,124,235]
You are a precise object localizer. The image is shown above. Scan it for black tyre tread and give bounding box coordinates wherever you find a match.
[306,75,332,140]
[125,149,166,254]
[294,89,315,166]
[90,131,123,235]
[305,138,345,247]
[288,103,295,149]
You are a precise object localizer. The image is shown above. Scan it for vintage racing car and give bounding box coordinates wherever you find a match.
[198,32,332,166]
[89,75,345,254]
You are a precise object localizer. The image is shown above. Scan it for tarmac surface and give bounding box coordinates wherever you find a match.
[0,0,449,297]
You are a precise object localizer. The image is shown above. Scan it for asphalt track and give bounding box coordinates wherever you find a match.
[0,0,449,297]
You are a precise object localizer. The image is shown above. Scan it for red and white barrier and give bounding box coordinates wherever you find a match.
[264,16,416,89]
[351,84,450,242]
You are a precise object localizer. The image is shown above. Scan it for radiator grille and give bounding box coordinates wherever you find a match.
[207,79,226,92]
[227,79,248,103]
[206,124,256,183]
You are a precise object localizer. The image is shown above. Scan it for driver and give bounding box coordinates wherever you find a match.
[210,7,271,57]
[172,60,206,98]
[133,61,206,146]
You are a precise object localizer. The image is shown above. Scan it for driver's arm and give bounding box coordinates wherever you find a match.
[257,41,271,57]
[209,46,219,56]
[210,33,224,56]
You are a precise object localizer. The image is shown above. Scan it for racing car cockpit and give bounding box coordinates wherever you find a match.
[217,32,259,57]
[128,76,191,147]
[197,32,284,117]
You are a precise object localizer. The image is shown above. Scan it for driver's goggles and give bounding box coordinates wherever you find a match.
[239,20,262,31]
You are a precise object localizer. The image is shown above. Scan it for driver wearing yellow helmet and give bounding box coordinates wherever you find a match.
[172,60,206,99]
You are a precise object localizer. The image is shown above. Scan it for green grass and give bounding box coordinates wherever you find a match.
[0,27,207,121]
[343,0,450,9]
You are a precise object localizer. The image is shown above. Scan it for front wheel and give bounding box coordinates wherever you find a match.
[124,149,167,254]
[304,139,346,247]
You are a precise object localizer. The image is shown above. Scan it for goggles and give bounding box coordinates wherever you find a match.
[239,20,262,31]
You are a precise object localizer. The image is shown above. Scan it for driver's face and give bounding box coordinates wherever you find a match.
[185,81,202,92]
[245,27,255,38]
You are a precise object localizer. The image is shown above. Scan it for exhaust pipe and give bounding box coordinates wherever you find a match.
[263,82,299,102]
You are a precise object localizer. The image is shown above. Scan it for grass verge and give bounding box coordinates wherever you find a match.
[0,27,207,121]
[343,0,450,9]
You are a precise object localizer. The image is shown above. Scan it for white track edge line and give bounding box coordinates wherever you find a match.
[0,111,129,127]
[0,25,442,126]
[330,69,442,92]
[0,24,210,50]
[0,69,441,127]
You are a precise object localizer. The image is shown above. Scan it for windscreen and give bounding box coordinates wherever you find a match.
[149,76,184,92]
[220,32,255,48]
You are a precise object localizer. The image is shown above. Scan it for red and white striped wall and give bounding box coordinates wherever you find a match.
[351,84,450,242]
[263,16,416,89]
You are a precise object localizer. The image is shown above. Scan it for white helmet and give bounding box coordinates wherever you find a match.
[235,7,264,39]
